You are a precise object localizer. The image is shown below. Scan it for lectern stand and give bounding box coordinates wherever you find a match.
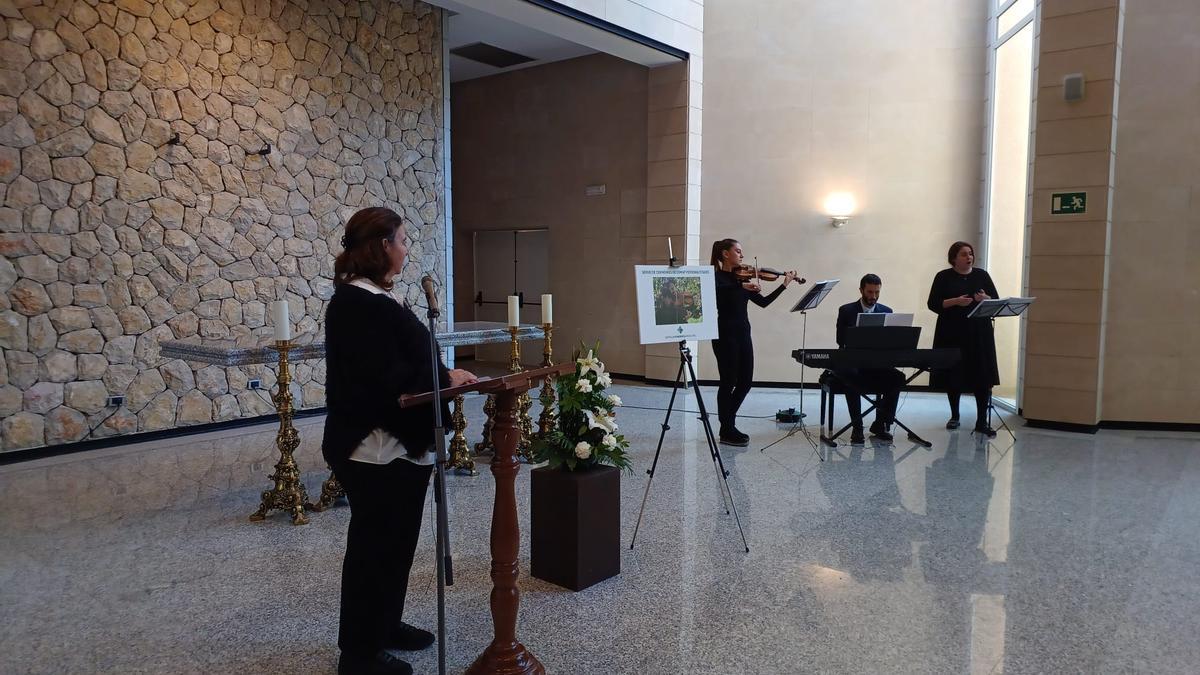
[400,362,571,675]
[968,296,1035,438]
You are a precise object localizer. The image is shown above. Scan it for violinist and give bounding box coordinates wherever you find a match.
[710,238,799,446]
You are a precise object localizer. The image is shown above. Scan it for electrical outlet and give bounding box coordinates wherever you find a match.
[106,394,125,407]
[249,379,262,389]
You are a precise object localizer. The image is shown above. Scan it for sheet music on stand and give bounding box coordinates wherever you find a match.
[791,279,839,312]
[968,296,1036,319]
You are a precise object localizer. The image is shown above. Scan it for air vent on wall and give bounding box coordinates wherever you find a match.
[449,42,535,69]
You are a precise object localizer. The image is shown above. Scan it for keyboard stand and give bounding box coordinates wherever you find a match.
[820,368,935,448]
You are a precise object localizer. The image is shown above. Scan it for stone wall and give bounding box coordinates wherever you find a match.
[0,0,445,451]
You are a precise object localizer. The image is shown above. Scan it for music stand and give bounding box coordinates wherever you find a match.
[776,280,839,436]
[968,296,1036,439]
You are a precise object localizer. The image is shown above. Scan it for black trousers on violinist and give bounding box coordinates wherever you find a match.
[711,328,754,434]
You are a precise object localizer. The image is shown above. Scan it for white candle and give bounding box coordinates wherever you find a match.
[668,237,673,260]
[541,294,552,325]
[272,300,291,341]
[507,295,519,327]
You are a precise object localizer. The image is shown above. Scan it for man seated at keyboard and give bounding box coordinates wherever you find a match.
[833,274,905,443]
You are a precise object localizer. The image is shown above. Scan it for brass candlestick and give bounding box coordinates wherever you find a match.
[536,324,557,438]
[509,326,535,462]
[475,393,497,455]
[250,340,311,526]
[448,394,476,475]
[307,467,346,512]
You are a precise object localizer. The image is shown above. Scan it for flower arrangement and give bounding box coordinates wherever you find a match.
[532,344,632,472]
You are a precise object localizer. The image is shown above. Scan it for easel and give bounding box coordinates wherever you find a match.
[968,296,1036,440]
[630,340,749,553]
[760,279,840,453]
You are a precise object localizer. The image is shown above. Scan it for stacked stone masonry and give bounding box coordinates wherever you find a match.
[0,0,445,450]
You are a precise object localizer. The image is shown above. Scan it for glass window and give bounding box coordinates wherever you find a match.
[997,0,1034,39]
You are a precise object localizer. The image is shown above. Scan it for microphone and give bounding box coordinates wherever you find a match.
[421,275,439,315]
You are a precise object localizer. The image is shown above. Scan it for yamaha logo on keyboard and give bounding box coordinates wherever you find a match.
[809,353,829,359]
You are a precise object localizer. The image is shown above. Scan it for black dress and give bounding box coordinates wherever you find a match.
[926,267,1000,392]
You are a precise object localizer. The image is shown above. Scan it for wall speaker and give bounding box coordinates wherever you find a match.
[1063,73,1086,101]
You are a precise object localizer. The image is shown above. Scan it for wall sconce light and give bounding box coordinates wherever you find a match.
[824,192,856,228]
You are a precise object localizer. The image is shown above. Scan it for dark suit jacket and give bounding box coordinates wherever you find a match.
[836,300,893,348]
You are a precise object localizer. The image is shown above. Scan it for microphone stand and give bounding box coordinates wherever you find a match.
[424,295,452,675]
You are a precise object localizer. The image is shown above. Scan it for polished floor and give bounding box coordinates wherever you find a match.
[2,383,1200,674]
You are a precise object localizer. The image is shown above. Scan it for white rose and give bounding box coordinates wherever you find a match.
[608,394,622,406]
[576,378,593,393]
[575,441,592,459]
[602,433,617,447]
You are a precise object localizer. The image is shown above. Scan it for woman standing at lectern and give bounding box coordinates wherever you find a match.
[711,238,798,446]
[323,207,477,675]
[927,240,1000,437]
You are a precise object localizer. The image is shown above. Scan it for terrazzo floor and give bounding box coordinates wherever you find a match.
[3,382,1200,674]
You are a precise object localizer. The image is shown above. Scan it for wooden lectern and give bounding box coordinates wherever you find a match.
[400,363,571,675]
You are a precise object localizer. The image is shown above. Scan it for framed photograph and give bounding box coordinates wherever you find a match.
[634,265,718,344]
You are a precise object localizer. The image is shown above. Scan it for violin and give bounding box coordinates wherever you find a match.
[732,264,805,285]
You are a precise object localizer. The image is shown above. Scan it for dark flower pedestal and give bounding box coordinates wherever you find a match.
[530,465,620,591]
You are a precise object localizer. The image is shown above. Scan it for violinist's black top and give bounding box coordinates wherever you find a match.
[715,268,787,336]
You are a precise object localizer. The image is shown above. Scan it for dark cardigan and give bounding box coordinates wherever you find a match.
[321,282,451,464]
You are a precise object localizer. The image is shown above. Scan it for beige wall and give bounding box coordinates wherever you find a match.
[699,0,988,379]
[1023,0,1121,426]
[1102,0,1200,423]
[450,53,649,375]
[0,0,445,451]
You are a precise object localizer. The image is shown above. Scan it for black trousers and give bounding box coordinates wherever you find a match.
[840,368,904,428]
[711,331,754,431]
[329,455,433,656]
[946,389,992,424]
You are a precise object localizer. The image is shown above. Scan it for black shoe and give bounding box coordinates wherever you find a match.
[946,417,960,430]
[338,649,413,675]
[974,425,997,438]
[719,432,749,447]
[850,427,865,444]
[730,427,750,442]
[869,421,893,442]
[387,622,434,651]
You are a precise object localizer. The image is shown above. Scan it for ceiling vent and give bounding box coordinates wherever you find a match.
[449,42,535,69]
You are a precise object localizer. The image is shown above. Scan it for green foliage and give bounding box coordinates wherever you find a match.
[530,342,632,473]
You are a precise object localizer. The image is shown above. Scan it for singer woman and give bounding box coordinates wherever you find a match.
[711,238,797,446]
[926,240,1000,437]
[323,207,477,675]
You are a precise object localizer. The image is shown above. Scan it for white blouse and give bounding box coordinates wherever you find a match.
[346,278,434,466]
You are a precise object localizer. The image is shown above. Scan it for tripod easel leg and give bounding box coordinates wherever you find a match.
[630,357,686,550]
[681,345,749,553]
[630,342,750,553]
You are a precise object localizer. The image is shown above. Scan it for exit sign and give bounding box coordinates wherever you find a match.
[1051,191,1087,215]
